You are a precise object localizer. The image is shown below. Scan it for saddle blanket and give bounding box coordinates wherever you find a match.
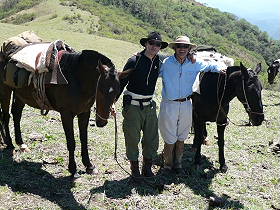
[11,42,51,73]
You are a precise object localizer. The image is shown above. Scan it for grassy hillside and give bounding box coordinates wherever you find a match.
[1,0,276,67]
[0,0,144,69]
[0,0,275,87]
[0,1,279,210]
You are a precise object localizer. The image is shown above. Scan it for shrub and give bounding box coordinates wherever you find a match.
[12,13,36,24]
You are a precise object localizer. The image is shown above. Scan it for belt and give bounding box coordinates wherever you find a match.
[131,100,152,106]
[173,98,187,102]
[173,96,191,102]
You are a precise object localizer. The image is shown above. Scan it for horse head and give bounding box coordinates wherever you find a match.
[267,60,280,84]
[236,62,264,126]
[95,60,120,127]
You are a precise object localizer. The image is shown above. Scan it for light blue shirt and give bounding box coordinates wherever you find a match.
[159,55,221,100]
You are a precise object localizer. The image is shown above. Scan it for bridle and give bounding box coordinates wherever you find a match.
[241,78,264,116]
[94,62,116,121]
[216,70,264,126]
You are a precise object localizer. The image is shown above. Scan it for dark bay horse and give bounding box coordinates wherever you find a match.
[192,63,264,172]
[267,59,280,84]
[0,48,122,176]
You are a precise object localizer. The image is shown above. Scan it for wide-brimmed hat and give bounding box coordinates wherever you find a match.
[140,32,168,49]
[169,36,197,49]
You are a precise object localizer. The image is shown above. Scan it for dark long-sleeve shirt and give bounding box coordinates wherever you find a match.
[118,50,165,99]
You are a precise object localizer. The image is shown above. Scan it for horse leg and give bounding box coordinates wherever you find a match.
[202,123,210,145]
[217,125,228,172]
[60,112,77,176]
[77,111,98,175]
[11,95,27,151]
[193,121,205,169]
[0,88,14,149]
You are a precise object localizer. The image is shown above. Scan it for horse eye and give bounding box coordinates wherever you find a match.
[108,87,114,93]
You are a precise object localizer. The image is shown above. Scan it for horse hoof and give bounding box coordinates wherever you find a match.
[20,144,30,152]
[86,166,98,175]
[220,165,228,173]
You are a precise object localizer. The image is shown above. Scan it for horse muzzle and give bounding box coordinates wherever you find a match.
[96,119,108,127]
[95,113,109,127]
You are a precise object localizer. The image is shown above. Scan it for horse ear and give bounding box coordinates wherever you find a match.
[240,62,249,80]
[98,60,107,76]
[118,68,134,80]
[254,63,262,75]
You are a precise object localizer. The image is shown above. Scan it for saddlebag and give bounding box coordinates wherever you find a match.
[4,62,30,88]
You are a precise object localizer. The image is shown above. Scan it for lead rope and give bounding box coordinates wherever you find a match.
[215,73,228,126]
[113,114,131,176]
[113,113,162,191]
[215,72,247,126]
[113,114,157,179]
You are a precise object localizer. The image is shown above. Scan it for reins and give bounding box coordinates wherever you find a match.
[215,71,263,127]
[241,78,264,116]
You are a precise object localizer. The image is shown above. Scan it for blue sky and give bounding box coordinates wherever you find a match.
[196,0,280,39]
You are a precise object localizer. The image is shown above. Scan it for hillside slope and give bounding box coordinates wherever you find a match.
[0,0,279,73]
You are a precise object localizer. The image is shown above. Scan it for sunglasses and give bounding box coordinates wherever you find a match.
[148,40,162,47]
[175,44,190,49]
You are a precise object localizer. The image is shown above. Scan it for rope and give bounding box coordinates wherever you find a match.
[32,72,52,115]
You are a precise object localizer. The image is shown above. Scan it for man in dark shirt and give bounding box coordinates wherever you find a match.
[118,32,168,177]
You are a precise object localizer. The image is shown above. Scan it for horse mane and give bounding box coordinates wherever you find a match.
[59,51,81,76]
[59,50,116,80]
[97,51,115,71]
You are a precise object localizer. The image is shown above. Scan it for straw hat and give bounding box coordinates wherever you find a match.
[169,36,197,49]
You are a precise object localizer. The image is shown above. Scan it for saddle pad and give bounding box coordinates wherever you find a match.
[11,43,52,72]
[192,73,201,94]
[195,51,234,68]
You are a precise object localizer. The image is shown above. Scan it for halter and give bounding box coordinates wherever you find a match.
[94,61,116,121]
[241,76,264,116]
[215,70,264,127]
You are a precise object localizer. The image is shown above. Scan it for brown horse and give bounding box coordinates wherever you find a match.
[0,47,122,176]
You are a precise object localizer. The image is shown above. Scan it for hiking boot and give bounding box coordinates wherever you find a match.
[130,160,141,178]
[142,157,154,177]
[163,143,175,170]
[173,141,186,176]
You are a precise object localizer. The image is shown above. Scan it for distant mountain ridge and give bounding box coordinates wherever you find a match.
[196,0,280,40]
[0,0,279,66]
[248,18,279,40]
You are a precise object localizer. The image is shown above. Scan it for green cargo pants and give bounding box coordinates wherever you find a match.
[122,101,159,161]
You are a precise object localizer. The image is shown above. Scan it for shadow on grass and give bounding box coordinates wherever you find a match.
[0,149,86,210]
[90,144,244,209]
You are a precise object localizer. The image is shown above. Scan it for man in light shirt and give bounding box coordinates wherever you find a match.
[159,35,225,175]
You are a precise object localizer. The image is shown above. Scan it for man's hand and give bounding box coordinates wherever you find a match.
[188,52,196,64]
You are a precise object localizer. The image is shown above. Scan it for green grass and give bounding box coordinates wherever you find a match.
[0,79,279,210]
